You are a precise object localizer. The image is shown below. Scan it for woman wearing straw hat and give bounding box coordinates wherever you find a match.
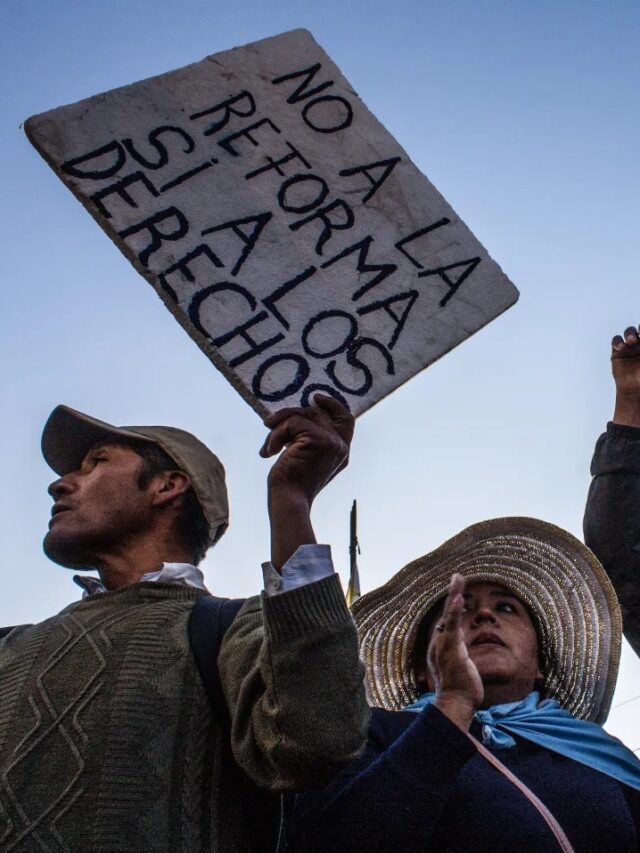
[280,518,640,852]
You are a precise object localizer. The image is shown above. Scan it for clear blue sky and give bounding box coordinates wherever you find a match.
[1,0,638,747]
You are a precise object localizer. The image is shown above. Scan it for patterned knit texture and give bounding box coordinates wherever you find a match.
[0,583,226,852]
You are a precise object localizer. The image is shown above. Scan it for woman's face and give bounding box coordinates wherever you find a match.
[416,581,544,701]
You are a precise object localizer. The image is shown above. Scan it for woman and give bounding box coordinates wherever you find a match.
[280,518,640,852]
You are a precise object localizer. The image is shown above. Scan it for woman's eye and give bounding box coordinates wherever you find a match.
[497,602,515,613]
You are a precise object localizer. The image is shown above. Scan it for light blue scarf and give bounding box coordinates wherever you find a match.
[405,691,640,792]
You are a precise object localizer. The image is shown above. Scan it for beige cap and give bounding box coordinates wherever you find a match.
[42,405,229,546]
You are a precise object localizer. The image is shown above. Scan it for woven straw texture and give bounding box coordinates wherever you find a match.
[352,518,621,724]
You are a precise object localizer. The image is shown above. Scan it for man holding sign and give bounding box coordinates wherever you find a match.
[0,396,368,851]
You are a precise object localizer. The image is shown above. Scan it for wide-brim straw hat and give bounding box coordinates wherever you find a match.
[351,517,622,724]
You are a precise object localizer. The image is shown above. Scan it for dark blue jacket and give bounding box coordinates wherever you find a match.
[281,705,640,852]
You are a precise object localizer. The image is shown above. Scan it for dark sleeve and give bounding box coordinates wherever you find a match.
[584,422,640,655]
[281,705,477,853]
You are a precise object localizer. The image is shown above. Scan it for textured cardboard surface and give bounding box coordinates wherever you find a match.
[26,29,518,417]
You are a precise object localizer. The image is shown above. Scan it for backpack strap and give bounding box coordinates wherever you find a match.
[188,595,245,726]
[188,596,282,852]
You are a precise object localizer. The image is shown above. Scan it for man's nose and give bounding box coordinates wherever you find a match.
[48,474,75,498]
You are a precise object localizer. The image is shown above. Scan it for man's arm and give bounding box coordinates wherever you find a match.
[218,395,368,790]
[584,324,640,655]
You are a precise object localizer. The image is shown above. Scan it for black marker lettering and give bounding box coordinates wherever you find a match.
[339,156,401,203]
[122,126,195,170]
[418,257,481,307]
[61,140,125,180]
[201,211,272,276]
[245,141,311,180]
[321,236,397,300]
[357,290,419,349]
[218,118,281,157]
[188,282,284,367]
[160,161,213,193]
[302,96,353,134]
[290,199,355,255]
[395,219,451,269]
[119,206,189,267]
[326,337,394,397]
[214,312,285,368]
[302,310,358,358]
[190,91,256,135]
[262,266,317,329]
[277,173,329,214]
[91,171,158,219]
[158,245,224,303]
[252,354,310,403]
[271,63,334,104]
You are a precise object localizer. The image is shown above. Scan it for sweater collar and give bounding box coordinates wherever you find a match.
[73,562,206,597]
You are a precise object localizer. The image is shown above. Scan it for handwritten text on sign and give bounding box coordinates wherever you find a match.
[25,29,518,416]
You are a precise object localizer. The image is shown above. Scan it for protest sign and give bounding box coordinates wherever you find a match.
[25,29,518,417]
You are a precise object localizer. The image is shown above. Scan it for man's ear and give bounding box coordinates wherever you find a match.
[150,470,192,508]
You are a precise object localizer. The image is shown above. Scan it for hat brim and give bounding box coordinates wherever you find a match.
[42,405,156,476]
[351,517,622,724]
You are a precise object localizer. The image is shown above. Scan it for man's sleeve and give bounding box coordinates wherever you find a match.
[217,574,369,791]
[584,422,640,655]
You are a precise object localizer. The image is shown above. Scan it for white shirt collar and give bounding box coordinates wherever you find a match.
[73,562,207,597]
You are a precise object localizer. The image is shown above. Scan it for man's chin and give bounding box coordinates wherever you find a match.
[43,531,93,570]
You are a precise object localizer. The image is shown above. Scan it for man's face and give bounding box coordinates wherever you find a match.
[44,442,153,568]
[419,581,543,697]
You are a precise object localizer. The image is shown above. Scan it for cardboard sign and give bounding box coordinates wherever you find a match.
[25,29,518,417]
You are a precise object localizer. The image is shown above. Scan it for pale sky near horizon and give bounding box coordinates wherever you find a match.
[1,0,639,750]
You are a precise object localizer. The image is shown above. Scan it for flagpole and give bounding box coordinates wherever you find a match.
[346,499,361,606]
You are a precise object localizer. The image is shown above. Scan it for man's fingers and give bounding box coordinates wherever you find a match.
[263,395,354,444]
[311,394,355,444]
[261,396,353,461]
[260,415,313,458]
[263,406,328,429]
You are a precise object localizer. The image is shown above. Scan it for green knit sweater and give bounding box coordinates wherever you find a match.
[0,576,368,852]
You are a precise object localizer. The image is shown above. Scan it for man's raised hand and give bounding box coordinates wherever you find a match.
[260,394,354,505]
[260,395,354,569]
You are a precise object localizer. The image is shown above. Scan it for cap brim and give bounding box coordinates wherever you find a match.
[42,405,155,475]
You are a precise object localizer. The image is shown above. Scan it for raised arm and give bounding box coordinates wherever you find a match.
[218,395,368,791]
[260,394,354,569]
[584,324,640,655]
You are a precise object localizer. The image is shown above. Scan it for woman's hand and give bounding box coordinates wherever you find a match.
[427,573,484,731]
